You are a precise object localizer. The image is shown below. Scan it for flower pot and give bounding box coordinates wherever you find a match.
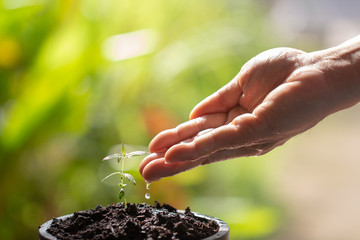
[39,202,230,240]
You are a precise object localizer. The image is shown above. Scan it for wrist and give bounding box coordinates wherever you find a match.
[308,35,360,113]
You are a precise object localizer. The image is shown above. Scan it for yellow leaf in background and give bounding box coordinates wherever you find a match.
[0,37,21,68]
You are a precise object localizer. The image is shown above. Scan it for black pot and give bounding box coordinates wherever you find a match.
[39,210,230,240]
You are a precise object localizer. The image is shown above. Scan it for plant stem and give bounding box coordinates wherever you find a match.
[121,155,125,175]
[119,157,126,206]
[121,144,126,206]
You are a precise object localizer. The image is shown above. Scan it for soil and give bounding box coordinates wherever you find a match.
[46,201,219,240]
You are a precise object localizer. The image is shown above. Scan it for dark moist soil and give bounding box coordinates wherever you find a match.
[46,201,219,240]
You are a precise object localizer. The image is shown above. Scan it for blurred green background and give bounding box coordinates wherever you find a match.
[1,0,359,239]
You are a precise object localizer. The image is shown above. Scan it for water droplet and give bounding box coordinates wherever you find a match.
[146,182,151,190]
[145,193,150,199]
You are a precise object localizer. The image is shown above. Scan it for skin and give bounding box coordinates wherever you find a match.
[140,35,360,182]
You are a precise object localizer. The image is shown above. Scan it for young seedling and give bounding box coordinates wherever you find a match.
[102,144,147,206]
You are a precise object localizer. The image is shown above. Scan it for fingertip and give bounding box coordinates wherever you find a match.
[141,158,168,182]
[230,112,255,125]
[189,100,209,120]
[164,147,180,164]
[148,135,161,153]
[148,142,167,153]
[189,106,201,120]
[164,143,195,163]
[139,152,165,176]
[142,157,201,182]
[148,130,172,153]
[189,92,219,120]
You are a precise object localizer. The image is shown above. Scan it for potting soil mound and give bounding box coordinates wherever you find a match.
[47,201,219,240]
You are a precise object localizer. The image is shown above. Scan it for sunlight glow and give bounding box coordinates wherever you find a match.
[102,29,158,61]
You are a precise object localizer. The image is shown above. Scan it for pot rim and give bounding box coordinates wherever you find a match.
[39,210,230,240]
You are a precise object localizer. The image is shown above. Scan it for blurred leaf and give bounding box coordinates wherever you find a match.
[125,151,148,158]
[118,188,125,200]
[123,173,136,185]
[122,144,126,157]
[103,153,122,161]
[0,36,21,68]
[228,207,280,238]
[101,172,122,182]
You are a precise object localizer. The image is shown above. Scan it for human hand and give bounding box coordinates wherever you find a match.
[139,47,338,182]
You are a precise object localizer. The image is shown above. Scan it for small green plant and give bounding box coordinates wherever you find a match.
[102,144,147,206]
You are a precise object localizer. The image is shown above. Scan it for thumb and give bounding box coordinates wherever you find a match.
[189,77,242,119]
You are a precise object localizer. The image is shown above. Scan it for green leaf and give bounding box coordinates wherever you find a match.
[101,172,122,182]
[123,173,136,185]
[118,188,125,200]
[122,144,126,158]
[103,153,122,161]
[125,151,148,158]
[118,183,127,188]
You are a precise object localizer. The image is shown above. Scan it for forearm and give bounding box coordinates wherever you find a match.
[309,35,360,113]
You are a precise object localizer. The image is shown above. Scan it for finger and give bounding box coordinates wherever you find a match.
[225,105,249,124]
[139,152,165,176]
[165,113,265,163]
[141,157,202,182]
[189,76,242,119]
[149,113,227,153]
[141,141,284,182]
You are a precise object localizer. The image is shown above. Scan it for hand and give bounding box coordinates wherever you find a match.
[140,47,337,182]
